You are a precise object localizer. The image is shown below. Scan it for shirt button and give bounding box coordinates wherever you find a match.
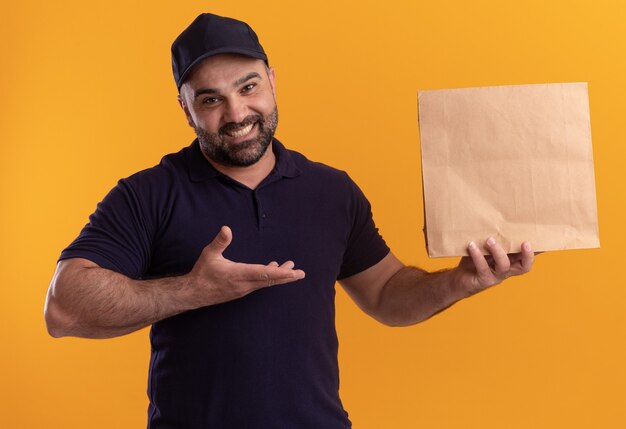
[262,213,267,219]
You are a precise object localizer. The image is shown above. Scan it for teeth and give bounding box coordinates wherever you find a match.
[227,123,254,138]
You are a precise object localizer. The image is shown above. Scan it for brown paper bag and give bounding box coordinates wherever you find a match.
[417,82,600,257]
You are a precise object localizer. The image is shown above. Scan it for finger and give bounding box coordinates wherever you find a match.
[519,241,534,273]
[279,260,295,269]
[485,237,510,275]
[234,262,306,286]
[267,261,279,267]
[205,226,232,256]
[265,266,306,283]
[483,254,495,269]
[467,241,494,282]
[256,265,306,286]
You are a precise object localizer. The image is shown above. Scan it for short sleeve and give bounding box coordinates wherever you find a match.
[337,175,389,280]
[59,178,153,279]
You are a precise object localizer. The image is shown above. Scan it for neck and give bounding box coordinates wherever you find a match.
[203,144,276,190]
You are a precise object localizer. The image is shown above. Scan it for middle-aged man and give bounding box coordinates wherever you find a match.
[45,13,536,428]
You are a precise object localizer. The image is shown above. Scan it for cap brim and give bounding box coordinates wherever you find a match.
[177,47,268,89]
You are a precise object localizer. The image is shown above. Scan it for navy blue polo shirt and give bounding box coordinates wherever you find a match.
[60,138,389,428]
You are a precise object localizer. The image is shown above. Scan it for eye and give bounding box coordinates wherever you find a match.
[241,83,256,93]
[202,97,221,105]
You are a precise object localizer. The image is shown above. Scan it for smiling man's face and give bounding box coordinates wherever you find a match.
[178,54,278,167]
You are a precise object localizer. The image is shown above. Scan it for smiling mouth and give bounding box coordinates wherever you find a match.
[224,122,256,138]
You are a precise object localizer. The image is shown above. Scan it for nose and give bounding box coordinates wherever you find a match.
[222,97,249,125]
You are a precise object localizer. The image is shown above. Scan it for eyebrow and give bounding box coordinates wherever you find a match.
[194,72,262,99]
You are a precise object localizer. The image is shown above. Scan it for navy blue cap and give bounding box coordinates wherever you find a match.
[171,13,268,90]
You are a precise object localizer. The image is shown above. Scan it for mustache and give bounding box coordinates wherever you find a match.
[219,115,263,135]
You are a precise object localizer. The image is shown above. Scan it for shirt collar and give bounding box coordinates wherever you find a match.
[186,137,302,183]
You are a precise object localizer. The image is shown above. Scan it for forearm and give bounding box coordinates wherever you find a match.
[45,259,194,339]
[45,234,306,339]
[375,266,469,327]
[342,241,535,327]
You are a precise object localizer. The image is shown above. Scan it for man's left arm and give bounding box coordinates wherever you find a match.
[339,238,535,326]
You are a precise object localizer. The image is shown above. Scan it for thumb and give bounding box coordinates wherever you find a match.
[205,226,233,257]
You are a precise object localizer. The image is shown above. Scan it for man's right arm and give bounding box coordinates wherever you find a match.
[44,226,305,339]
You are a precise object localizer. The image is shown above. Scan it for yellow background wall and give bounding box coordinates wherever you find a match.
[2,0,624,427]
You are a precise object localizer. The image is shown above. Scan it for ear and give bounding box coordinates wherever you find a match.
[177,91,195,128]
[267,67,277,99]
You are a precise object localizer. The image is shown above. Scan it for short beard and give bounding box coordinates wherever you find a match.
[195,106,278,167]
